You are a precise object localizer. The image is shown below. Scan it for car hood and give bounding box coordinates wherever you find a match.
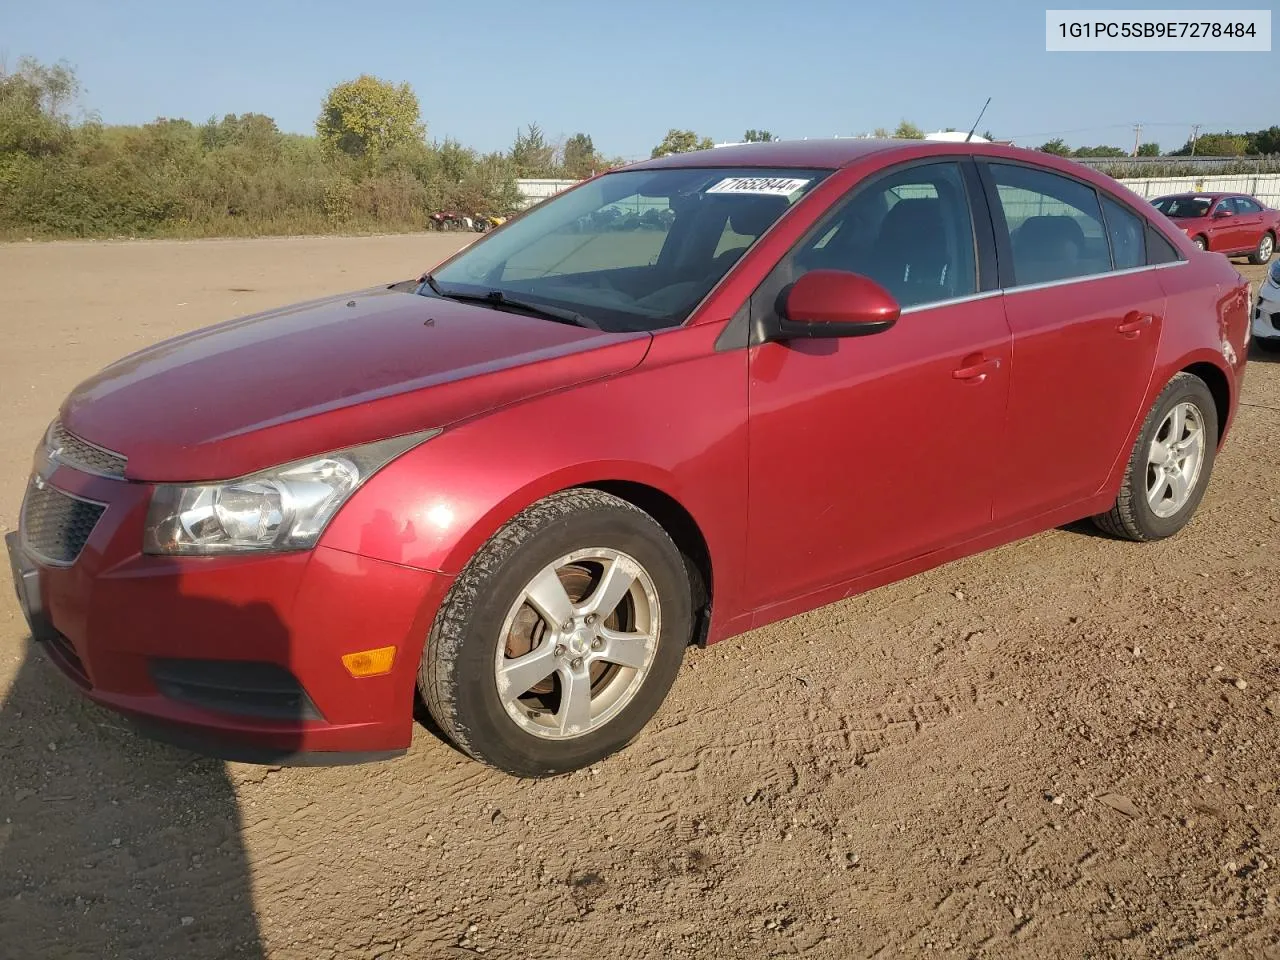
[62,287,651,482]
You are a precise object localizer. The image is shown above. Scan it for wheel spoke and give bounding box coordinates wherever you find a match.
[523,565,576,627]
[582,556,638,620]
[1166,404,1185,443]
[1148,440,1171,465]
[1147,466,1169,508]
[557,666,593,735]
[1167,466,1190,505]
[1174,426,1201,459]
[498,645,558,700]
[595,626,652,669]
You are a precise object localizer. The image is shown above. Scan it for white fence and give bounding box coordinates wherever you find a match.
[515,178,579,209]
[1116,172,1280,206]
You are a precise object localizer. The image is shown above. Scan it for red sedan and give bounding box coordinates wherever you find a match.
[7,141,1250,776]
[1152,191,1279,263]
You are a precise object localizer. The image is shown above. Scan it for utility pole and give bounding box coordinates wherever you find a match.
[1189,124,1201,157]
[1132,122,1143,157]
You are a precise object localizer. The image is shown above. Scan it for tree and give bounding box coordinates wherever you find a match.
[316,75,423,165]
[1037,138,1071,157]
[0,57,80,156]
[872,127,890,139]
[893,120,925,139]
[743,129,776,142]
[650,129,715,158]
[1073,145,1127,158]
[562,132,599,179]
[1170,132,1248,157]
[1250,126,1280,155]
[510,123,557,177]
[1136,142,1160,157]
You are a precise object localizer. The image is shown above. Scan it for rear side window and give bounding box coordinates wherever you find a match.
[1236,196,1263,214]
[1146,224,1181,264]
[988,164,1110,285]
[1100,195,1145,270]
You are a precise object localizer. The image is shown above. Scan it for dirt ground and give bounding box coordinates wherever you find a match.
[1,235,1278,960]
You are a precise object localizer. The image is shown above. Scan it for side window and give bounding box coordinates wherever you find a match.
[1237,197,1263,214]
[1146,223,1182,264]
[1214,199,1235,216]
[1100,195,1146,270]
[791,162,977,308]
[988,163,1111,285]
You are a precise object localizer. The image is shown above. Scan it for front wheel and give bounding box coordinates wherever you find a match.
[1249,231,1275,265]
[420,489,692,777]
[1092,372,1218,541]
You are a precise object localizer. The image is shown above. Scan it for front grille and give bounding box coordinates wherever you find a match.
[49,421,127,478]
[20,479,106,565]
[150,659,324,721]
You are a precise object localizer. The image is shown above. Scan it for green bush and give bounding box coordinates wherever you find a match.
[0,59,523,239]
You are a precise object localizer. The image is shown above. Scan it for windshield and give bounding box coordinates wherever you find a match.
[424,167,831,332]
[1153,196,1211,218]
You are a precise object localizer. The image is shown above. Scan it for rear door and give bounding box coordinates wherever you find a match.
[1232,196,1266,253]
[745,159,1010,609]
[979,161,1165,524]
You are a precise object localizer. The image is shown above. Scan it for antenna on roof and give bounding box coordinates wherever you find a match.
[964,97,992,143]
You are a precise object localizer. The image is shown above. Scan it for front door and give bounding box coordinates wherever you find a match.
[745,160,1010,610]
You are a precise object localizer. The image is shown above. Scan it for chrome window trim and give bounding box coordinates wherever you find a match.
[898,260,1188,314]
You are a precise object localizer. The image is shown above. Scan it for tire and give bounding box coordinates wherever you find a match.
[1192,235,1207,251]
[1092,372,1218,542]
[420,489,692,777]
[1253,337,1280,354]
[1249,231,1275,265]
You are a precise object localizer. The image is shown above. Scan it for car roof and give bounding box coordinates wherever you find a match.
[628,138,1065,171]
[1156,192,1233,200]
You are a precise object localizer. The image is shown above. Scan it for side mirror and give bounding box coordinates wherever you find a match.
[774,270,900,341]
[1214,207,1234,219]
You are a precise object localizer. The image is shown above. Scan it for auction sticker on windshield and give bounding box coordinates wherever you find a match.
[706,177,812,196]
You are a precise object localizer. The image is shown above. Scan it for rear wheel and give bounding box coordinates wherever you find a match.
[1249,231,1275,265]
[1254,338,1280,354]
[1092,373,1218,541]
[420,489,692,777]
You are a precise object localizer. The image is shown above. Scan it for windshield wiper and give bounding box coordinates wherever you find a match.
[422,276,599,330]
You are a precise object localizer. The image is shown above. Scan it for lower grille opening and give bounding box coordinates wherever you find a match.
[149,659,323,722]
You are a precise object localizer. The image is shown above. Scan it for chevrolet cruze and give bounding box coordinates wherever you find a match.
[6,140,1250,776]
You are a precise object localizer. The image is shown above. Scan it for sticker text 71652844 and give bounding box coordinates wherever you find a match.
[706,177,811,197]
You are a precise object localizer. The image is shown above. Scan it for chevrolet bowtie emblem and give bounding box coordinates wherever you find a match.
[34,443,59,483]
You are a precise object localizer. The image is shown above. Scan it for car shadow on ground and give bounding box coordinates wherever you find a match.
[0,593,291,958]
[1248,342,1280,364]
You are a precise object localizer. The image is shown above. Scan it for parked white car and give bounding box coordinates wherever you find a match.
[1255,259,1280,353]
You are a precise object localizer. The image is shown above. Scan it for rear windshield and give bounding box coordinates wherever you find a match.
[1153,196,1211,219]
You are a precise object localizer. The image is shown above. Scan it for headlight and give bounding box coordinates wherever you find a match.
[143,429,439,555]
[1269,259,1280,286]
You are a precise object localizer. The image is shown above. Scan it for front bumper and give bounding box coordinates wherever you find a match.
[1253,284,1280,341]
[6,462,452,764]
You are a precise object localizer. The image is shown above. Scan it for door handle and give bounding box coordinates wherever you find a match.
[1117,311,1153,337]
[952,356,1001,383]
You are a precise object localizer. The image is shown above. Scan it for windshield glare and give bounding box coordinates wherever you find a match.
[426,167,830,332]
[1154,196,1211,218]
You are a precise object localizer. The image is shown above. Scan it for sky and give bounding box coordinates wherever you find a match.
[1,0,1275,160]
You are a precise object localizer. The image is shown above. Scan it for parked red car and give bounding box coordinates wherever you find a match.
[1151,191,1279,263]
[7,141,1250,776]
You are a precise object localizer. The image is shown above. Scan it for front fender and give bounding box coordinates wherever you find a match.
[319,322,752,631]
